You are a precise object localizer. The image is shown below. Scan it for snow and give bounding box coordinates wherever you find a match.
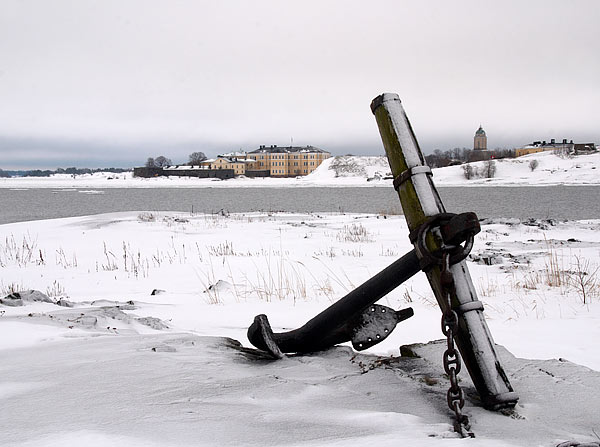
[1,210,600,445]
[433,151,600,186]
[1,151,599,190]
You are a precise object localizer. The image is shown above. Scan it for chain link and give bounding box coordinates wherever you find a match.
[441,252,475,438]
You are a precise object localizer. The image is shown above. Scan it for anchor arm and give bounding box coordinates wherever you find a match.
[248,249,420,356]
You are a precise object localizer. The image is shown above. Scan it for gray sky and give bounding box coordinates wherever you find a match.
[1,0,598,169]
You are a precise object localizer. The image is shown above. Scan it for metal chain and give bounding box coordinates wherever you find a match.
[440,252,475,438]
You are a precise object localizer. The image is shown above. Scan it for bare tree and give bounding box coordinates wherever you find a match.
[483,160,496,178]
[529,159,539,171]
[569,255,599,304]
[145,157,155,168]
[425,149,452,168]
[188,151,207,165]
[462,164,475,180]
[153,156,172,167]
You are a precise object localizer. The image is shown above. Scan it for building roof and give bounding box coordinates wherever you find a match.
[475,126,486,136]
[207,156,254,164]
[221,151,247,158]
[248,145,329,154]
[522,139,574,149]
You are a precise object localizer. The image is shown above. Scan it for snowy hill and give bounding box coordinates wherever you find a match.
[432,151,600,186]
[311,151,600,186]
[0,151,599,188]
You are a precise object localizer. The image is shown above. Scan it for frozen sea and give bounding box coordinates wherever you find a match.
[2,185,600,224]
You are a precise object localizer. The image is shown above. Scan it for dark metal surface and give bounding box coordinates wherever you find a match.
[351,305,414,351]
[247,213,484,357]
[248,250,419,354]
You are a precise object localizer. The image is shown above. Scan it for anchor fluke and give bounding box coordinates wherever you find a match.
[352,305,414,351]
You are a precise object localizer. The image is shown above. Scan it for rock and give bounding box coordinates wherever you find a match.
[151,289,166,296]
[151,345,177,353]
[101,307,131,321]
[56,298,75,307]
[76,315,99,327]
[469,251,503,265]
[205,280,232,293]
[522,218,558,230]
[13,290,53,303]
[0,297,24,307]
[136,317,169,330]
[90,299,136,309]
[1,290,55,306]
[116,304,136,310]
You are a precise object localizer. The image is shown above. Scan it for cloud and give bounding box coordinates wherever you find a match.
[0,0,598,168]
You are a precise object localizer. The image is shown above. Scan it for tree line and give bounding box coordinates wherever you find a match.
[424,148,516,168]
[0,167,129,178]
[145,152,207,168]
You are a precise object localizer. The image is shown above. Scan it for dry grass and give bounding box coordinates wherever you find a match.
[207,241,235,257]
[0,280,26,296]
[336,223,373,243]
[46,280,67,298]
[506,239,599,304]
[137,212,156,222]
[0,234,45,268]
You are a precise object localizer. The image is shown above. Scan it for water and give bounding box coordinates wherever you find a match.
[1,186,599,225]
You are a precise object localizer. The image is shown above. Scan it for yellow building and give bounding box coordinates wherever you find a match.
[515,139,574,157]
[200,156,251,176]
[204,146,330,177]
[246,145,330,177]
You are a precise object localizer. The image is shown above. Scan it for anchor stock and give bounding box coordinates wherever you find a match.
[371,93,518,419]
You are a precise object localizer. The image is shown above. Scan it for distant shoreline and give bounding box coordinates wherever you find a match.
[1,152,599,188]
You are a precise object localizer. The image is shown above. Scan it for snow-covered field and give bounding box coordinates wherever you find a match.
[2,211,599,446]
[1,151,598,189]
[433,151,600,186]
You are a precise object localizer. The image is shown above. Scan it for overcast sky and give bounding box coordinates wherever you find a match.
[1,0,598,169]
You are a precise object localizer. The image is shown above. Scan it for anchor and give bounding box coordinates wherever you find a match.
[247,93,519,437]
[248,212,478,357]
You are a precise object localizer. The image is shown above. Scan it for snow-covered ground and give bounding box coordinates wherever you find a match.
[433,151,600,186]
[2,151,598,189]
[1,211,599,445]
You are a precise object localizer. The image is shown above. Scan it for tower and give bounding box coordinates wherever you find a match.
[474,125,487,151]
